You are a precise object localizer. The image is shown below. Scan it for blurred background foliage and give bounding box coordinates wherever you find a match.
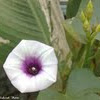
[1,0,100,100]
[66,0,100,76]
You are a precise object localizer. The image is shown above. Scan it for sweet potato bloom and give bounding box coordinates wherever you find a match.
[3,40,58,93]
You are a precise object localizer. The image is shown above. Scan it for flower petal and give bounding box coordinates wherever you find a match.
[42,64,57,81]
[13,40,53,58]
[35,71,56,91]
[11,74,38,93]
[3,52,22,69]
[40,48,58,65]
[11,40,28,60]
[3,66,23,80]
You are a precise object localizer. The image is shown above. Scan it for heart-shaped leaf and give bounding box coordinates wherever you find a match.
[37,88,66,100]
[67,68,100,100]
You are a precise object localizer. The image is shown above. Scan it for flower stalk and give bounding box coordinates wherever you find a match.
[80,0,100,69]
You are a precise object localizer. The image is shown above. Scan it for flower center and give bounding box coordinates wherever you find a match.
[22,57,42,76]
[28,66,38,75]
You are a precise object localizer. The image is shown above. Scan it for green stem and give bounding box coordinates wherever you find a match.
[82,40,91,68]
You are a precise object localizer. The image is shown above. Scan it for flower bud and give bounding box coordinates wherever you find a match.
[85,0,93,20]
[95,24,100,33]
[80,11,86,23]
[83,19,90,33]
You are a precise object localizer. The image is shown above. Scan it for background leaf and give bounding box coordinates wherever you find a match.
[37,88,66,100]
[66,0,82,19]
[63,21,85,57]
[66,68,100,100]
[0,0,50,64]
[66,93,100,100]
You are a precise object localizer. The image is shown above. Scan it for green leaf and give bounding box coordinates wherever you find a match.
[0,0,50,63]
[66,0,88,40]
[63,20,86,63]
[38,88,100,100]
[64,16,91,69]
[66,68,100,100]
[65,18,87,44]
[66,93,100,100]
[66,0,82,19]
[37,88,66,100]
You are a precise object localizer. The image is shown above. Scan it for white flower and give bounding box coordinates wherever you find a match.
[3,40,58,93]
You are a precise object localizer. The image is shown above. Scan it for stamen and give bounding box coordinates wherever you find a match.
[28,66,38,75]
[32,67,36,71]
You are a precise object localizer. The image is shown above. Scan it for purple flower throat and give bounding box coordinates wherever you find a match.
[22,56,42,76]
